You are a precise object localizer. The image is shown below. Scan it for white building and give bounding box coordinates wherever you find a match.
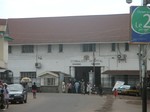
[1,14,150,91]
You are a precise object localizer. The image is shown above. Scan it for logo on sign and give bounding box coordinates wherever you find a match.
[131,7,150,34]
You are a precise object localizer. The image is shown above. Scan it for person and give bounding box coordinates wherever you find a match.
[80,79,85,95]
[3,84,9,109]
[67,82,72,93]
[86,83,91,95]
[113,88,118,98]
[0,85,5,110]
[74,81,80,93]
[62,81,66,93]
[32,82,37,99]
[98,84,103,96]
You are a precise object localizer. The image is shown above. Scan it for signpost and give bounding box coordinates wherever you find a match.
[131,6,150,42]
[130,6,149,112]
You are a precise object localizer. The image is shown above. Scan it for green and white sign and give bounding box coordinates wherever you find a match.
[131,6,150,42]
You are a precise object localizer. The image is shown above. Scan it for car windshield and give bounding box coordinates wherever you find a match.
[118,85,130,89]
[8,84,23,91]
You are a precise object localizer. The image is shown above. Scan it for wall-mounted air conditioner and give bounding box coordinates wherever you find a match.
[35,62,41,69]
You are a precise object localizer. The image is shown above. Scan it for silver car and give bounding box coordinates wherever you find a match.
[8,84,27,104]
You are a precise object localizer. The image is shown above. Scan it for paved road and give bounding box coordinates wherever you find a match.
[4,93,106,112]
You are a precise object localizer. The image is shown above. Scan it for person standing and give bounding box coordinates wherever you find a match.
[74,81,80,93]
[86,83,91,95]
[32,82,37,99]
[80,80,85,95]
[62,81,66,93]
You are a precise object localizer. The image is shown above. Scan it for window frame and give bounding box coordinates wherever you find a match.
[125,43,129,51]
[22,45,34,53]
[111,43,116,51]
[59,44,63,53]
[82,44,96,52]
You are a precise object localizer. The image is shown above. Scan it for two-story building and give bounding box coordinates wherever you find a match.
[1,14,150,92]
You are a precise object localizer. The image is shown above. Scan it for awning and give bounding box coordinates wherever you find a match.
[102,70,150,76]
[0,69,6,72]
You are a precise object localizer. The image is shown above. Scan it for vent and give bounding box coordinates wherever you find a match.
[35,63,41,69]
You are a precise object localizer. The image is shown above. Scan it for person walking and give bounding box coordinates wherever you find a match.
[32,82,37,99]
[3,84,9,109]
[113,88,118,98]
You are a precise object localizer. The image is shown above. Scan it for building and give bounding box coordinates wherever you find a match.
[1,14,149,92]
[0,19,13,84]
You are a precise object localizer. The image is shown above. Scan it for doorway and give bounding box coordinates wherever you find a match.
[75,66,101,86]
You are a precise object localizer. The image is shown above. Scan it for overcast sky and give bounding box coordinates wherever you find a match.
[0,0,142,18]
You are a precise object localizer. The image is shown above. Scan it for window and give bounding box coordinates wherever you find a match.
[125,43,129,51]
[44,78,55,86]
[82,44,96,52]
[59,44,63,52]
[111,43,116,51]
[20,72,36,79]
[48,45,52,53]
[8,46,12,53]
[22,45,34,53]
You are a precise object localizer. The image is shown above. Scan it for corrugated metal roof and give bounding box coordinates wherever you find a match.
[1,14,130,45]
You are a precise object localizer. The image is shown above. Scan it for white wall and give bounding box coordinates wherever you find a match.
[8,43,150,78]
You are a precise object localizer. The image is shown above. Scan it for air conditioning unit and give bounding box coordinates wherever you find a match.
[35,63,41,69]
[117,54,127,60]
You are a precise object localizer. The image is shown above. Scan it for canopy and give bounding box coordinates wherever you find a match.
[21,77,32,83]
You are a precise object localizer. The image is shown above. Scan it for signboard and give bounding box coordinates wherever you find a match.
[112,81,124,91]
[131,6,150,42]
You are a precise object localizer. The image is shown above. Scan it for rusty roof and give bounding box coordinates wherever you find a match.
[1,14,130,45]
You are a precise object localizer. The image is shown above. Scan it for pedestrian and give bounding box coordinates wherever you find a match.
[3,84,9,109]
[74,81,80,93]
[113,88,118,98]
[62,81,66,93]
[32,82,37,99]
[98,84,103,96]
[67,82,72,93]
[80,79,85,95]
[86,83,91,95]
[0,85,5,110]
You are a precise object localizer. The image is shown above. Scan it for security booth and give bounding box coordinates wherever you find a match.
[38,71,71,93]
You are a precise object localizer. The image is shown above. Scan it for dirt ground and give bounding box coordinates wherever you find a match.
[97,95,150,112]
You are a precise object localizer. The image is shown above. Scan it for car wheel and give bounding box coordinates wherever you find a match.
[24,98,27,103]
[20,100,24,104]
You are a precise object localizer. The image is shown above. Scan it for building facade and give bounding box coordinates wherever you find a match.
[1,14,149,91]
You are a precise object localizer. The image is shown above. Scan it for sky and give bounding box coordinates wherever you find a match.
[0,0,142,18]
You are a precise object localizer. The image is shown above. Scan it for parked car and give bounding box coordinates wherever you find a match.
[124,86,140,96]
[117,85,131,94]
[8,84,27,104]
[117,85,140,96]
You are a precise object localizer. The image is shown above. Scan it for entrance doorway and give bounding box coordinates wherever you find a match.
[75,66,101,86]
